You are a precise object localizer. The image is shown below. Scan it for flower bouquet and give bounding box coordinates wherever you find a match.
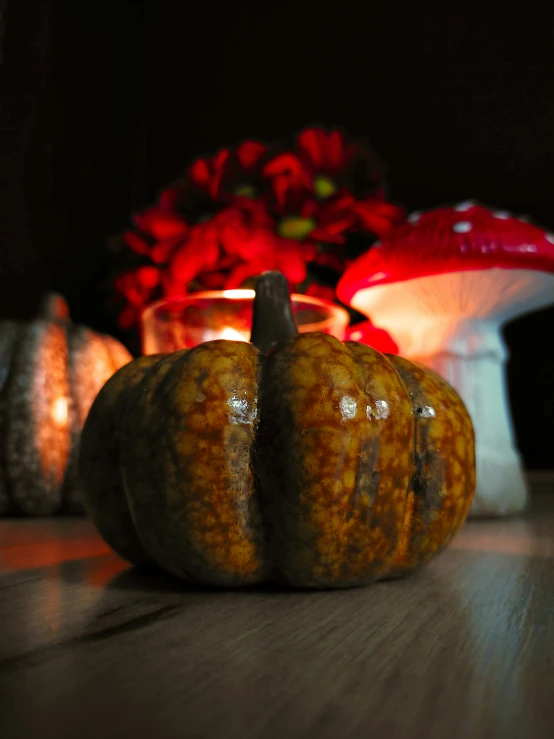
[109,126,405,347]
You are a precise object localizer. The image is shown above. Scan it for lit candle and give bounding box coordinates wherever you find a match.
[215,327,250,342]
[141,289,349,355]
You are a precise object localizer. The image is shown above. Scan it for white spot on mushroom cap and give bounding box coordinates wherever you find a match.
[408,211,421,223]
[453,221,473,233]
[369,271,388,283]
[493,211,510,220]
[349,330,363,341]
[546,234,554,245]
[454,200,476,212]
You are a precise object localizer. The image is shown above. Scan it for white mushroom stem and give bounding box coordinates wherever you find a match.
[410,323,526,518]
[351,268,554,517]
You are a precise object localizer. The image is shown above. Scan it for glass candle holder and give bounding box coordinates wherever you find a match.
[141,289,350,354]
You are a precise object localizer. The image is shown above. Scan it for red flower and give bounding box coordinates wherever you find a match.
[265,127,385,204]
[114,266,161,329]
[163,140,270,220]
[167,201,316,292]
[187,148,230,201]
[169,218,222,285]
[110,127,407,332]
[220,140,269,200]
[262,151,312,209]
[278,192,357,244]
[133,208,188,241]
[263,128,404,244]
[224,233,313,289]
[353,198,406,238]
[127,207,188,265]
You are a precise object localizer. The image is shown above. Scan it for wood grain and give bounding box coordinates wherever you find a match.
[0,477,553,739]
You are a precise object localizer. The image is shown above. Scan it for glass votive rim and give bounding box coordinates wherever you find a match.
[140,288,350,354]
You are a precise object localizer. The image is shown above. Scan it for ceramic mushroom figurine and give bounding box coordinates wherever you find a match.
[337,201,554,517]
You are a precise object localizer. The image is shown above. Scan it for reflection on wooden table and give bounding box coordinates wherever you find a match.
[0,474,553,739]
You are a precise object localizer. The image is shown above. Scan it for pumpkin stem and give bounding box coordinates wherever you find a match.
[39,292,70,322]
[250,271,298,353]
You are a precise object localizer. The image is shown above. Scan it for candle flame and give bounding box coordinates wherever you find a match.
[219,327,249,341]
[221,289,255,299]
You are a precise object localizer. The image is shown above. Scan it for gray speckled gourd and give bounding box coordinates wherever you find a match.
[0,293,132,516]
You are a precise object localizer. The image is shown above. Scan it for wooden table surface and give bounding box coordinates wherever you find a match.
[1,475,553,739]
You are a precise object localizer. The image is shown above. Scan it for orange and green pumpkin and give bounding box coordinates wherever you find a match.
[79,272,475,588]
[0,293,132,516]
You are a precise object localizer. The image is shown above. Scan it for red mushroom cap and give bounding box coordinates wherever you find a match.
[337,202,554,305]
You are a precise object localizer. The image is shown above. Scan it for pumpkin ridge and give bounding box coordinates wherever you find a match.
[4,318,71,515]
[79,354,164,566]
[1,297,132,517]
[345,341,415,580]
[255,332,412,588]
[65,322,133,513]
[0,322,21,514]
[121,344,269,586]
[64,325,102,512]
[102,333,136,375]
[249,349,277,580]
[385,355,476,575]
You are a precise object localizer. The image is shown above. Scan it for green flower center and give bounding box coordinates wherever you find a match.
[234,183,257,198]
[314,175,338,200]
[277,216,317,241]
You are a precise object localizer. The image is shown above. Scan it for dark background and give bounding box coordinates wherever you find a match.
[0,0,553,467]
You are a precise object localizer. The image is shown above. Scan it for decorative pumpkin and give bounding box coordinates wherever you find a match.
[79,272,475,589]
[0,293,132,516]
